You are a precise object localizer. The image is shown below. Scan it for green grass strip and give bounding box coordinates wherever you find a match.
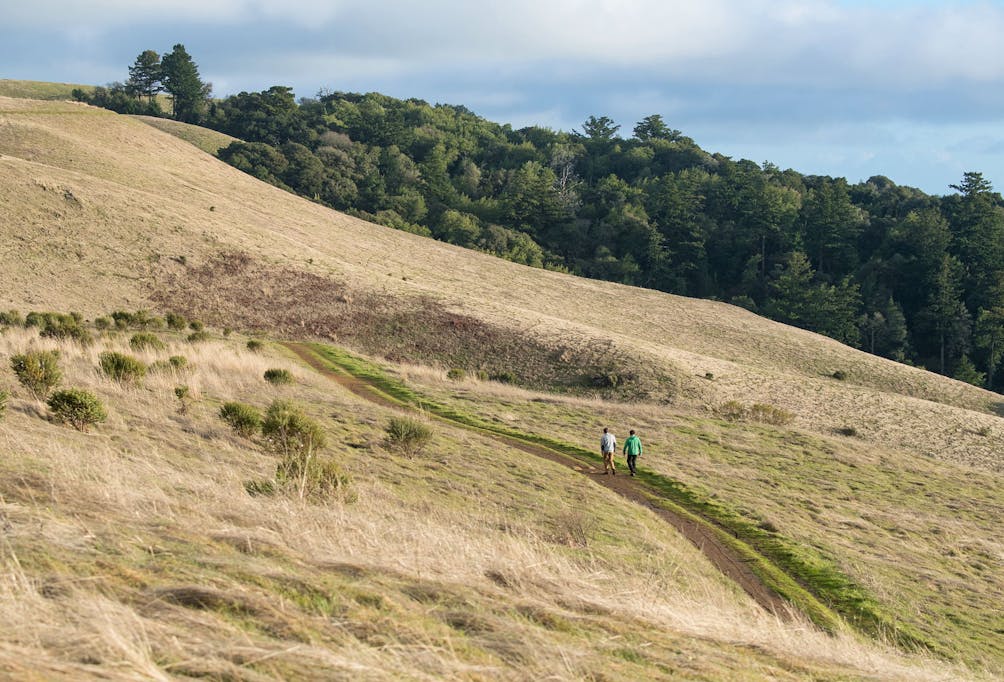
[302,342,938,655]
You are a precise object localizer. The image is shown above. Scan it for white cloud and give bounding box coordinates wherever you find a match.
[10,1,1004,88]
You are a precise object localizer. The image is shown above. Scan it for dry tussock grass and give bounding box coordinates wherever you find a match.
[0,329,976,679]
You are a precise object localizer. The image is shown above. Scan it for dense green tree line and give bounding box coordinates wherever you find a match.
[80,50,1004,392]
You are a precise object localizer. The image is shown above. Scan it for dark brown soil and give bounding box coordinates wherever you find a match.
[285,342,793,620]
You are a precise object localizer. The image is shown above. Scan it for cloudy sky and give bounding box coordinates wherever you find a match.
[4,0,1004,195]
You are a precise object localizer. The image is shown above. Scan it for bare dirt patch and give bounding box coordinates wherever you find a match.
[152,251,672,397]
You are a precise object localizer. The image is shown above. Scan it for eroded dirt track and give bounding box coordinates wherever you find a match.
[285,342,793,620]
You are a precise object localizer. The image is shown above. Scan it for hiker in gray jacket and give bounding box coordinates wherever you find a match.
[600,427,617,475]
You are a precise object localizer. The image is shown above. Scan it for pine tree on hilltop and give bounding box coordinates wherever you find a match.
[126,50,162,103]
[161,44,211,123]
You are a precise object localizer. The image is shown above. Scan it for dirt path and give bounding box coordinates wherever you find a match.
[285,342,793,620]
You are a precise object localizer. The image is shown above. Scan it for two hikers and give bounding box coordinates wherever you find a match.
[600,427,644,476]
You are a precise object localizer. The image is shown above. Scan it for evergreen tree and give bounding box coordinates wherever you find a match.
[126,50,162,102]
[975,306,1004,390]
[917,254,971,374]
[161,44,210,123]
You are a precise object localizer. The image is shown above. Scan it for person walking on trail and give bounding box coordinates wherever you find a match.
[600,427,617,475]
[623,429,643,476]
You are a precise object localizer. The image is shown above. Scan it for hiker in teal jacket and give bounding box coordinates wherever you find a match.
[623,430,643,476]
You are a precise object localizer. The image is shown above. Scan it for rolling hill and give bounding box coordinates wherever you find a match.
[1,94,1002,679]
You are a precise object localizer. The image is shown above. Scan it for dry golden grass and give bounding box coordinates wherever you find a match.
[0,327,978,680]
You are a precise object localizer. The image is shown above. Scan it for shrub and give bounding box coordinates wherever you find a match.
[748,403,794,426]
[490,370,517,384]
[262,400,333,499]
[0,389,8,420]
[219,401,262,438]
[831,370,848,381]
[93,316,112,331]
[262,400,326,458]
[385,415,433,457]
[11,350,62,400]
[716,400,747,422]
[189,320,204,332]
[47,389,107,431]
[110,311,134,329]
[187,330,210,343]
[174,385,191,414]
[39,318,94,346]
[129,332,165,352]
[223,327,232,337]
[149,354,191,374]
[99,352,147,385]
[246,339,264,352]
[447,368,466,381]
[24,312,47,328]
[165,312,188,331]
[131,310,162,330]
[263,368,293,385]
[835,426,858,437]
[0,310,23,327]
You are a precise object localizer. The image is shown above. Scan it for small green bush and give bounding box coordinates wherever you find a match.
[24,311,48,328]
[490,370,517,384]
[169,355,189,370]
[110,311,134,329]
[262,400,326,457]
[129,332,165,352]
[261,400,334,499]
[187,330,210,343]
[47,388,107,431]
[716,400,747,422]
[246,339,264,352]
[39,318,94,346]
[130,310,162,330]
[174,385,191,414]
[831,370,848,381]
[189,320,204,332]
[165,312,188,331]
[93,316,112,331]
[0,389,8,420]
[219,401,262,438]
[0,310,23,327]
[99,352,147,385]
[835,426,858,437]
[263,368,294,385]
[446,368,466,381]
[11,350,62,400]
[385,416,433,457]
[748,403,794,426]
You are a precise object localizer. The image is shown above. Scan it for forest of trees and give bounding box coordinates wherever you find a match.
[77,48,1004,393]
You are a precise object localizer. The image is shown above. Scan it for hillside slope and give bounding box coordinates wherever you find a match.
[1,94,1003,677]
[1,96,1001,469]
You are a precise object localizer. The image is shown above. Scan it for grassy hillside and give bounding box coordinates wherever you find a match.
[0,325,961,680]
[0,79,93,100]
[0,93,1002,677]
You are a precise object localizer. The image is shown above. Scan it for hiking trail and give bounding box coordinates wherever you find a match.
[284,341,796,620]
